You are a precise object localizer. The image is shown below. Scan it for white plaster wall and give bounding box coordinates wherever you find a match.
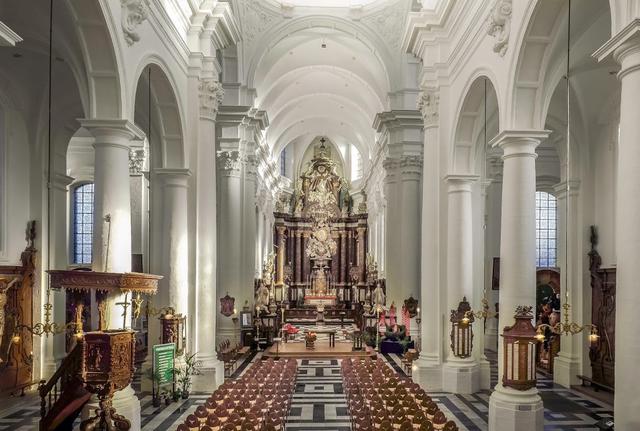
[0,105,30,265]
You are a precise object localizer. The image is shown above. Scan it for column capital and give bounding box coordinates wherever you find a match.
[153,168,192,188]
[417,87,439,129]
[129,147,147,175]
[216,150,242,177]
[198,78,224,121]
[444,174,479,193]
[490,129,551,159]
[79,119,145,149]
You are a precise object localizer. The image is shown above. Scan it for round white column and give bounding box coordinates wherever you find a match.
[413,89,443,390]
[443,175,480,394]
[81,120,143,328]
[612,32,640,430]
[194,79,225,386]
[155,169,190,317]
[81,119,143,431]
[216,150,243,345]
[488,130,549,431]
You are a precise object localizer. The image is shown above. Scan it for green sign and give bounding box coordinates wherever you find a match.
[153,343,175,387]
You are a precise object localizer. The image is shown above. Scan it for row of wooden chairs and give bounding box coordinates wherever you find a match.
[177,358,298,431]
[216,340,249,377]
[342,357,459,431]
[401,349,419,375]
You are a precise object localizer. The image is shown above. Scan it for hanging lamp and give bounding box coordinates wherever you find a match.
[534,0,598,343]
[11,0,79,342]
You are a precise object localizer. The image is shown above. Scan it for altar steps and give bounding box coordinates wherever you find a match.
[263,341,376,359]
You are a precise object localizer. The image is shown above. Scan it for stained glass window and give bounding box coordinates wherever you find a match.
[73,183,94,265]
[536,191,557,267]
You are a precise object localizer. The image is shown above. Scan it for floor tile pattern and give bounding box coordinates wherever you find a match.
[286,359,351,431]
[0,351,615,430]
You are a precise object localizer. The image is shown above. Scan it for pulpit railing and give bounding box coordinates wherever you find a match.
[38,341,83,422]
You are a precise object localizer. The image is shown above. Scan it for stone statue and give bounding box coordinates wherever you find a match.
[372,281,386,309]
[255,280,270,312]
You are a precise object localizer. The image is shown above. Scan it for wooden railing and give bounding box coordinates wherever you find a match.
[38,341,83,423]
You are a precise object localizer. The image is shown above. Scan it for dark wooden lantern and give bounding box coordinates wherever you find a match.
[160,309,186,356]
[450,297,474,358]
[502,305,538,391]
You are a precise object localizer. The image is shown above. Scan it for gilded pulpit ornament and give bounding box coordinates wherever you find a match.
[219,293,236,317]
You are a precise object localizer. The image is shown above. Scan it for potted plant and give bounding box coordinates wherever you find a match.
[174,352,201,399]
[147,369,164,407]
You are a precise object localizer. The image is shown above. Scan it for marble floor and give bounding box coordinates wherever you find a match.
[0,351,614,430]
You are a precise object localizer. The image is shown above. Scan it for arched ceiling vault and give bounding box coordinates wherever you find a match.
[252,19,392,164]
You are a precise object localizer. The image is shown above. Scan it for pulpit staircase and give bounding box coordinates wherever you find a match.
[38,342,91,431]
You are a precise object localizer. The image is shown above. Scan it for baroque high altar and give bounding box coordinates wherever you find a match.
[273,142,367,310]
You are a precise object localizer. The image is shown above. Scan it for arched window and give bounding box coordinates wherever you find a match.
[536,191,557,268]
[350,145,362,180]
[72,183,94,265]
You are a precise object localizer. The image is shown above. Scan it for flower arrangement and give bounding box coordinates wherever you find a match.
[305,331,317,349]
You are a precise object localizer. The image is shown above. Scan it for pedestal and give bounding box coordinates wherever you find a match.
[443,361,480,394]
[553,353,581,388]
[479,357,492,390]
[488,384,543,431]
[412,356,443,391]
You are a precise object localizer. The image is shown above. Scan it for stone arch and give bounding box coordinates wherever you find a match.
[507,0,611,130]
[451,73,501,175]
[66,0,125,119]
[132,60,185,169]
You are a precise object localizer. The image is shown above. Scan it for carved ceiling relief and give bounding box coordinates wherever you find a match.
[486,0,512,57]
[121,0,149,46]
[237,0,281,47]
[361,2,406,51]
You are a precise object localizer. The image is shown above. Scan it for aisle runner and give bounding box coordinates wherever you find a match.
[286,359,351,430]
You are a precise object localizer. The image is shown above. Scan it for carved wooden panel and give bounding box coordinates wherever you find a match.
[588,249,615,389]
[0,245,35,393]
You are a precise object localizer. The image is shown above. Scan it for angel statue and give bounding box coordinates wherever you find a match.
[255,280,270,313]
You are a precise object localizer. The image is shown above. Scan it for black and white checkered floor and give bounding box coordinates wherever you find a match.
[0,351,613,430]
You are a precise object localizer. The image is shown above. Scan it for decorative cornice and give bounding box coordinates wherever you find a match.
[79,119,145,142]
[486,0,512,57]
[593,18,640,62]
[417,88,439,128]
[121,0,149,46]
[198,78,224,120]
[373,110,423,132]
[0,21,22,46]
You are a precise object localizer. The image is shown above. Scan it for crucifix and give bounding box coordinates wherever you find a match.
[116,291,131,329]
